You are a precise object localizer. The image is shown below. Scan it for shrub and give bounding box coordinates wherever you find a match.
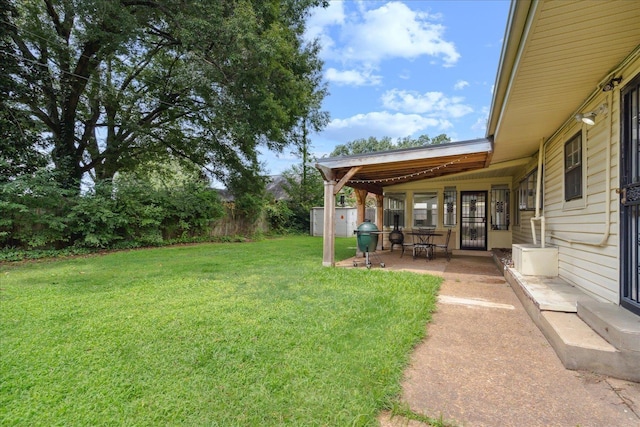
[1,168,230,251]
[113,175,165,246]
[68,181,124,248]
[226,168,268,224]
[0,170,74,249]
[160,182,224,239]
[265,200,294,233]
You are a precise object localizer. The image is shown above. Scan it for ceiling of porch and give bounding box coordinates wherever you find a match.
[315,139,492,195]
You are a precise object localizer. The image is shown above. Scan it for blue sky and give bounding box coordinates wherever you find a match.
[260,0,511,175]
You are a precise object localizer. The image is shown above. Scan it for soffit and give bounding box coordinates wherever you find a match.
[491,0,640,164]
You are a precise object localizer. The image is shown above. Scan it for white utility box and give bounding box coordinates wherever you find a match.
[512,244,558,276]
[310,207,359,237]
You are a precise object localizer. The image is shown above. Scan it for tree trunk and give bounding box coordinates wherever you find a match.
[53,115,83,191]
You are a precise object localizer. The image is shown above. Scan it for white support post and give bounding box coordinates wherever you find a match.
[322,180,336,267]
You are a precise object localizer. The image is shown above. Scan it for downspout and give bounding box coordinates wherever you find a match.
[549,91,612,246]
[530,138,545,247]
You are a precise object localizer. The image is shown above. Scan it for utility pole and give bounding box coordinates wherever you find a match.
[301,118,308,203]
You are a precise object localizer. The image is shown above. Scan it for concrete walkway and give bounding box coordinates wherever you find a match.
[339,251,640,426]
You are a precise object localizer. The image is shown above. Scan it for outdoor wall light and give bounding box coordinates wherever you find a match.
[576,112,597,125]
[575,103,608,126]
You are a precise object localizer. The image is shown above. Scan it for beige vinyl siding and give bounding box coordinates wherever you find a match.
[559,245,619,303]
[511,157,540,245]
[543,88,620,303]
[512,210,538,244]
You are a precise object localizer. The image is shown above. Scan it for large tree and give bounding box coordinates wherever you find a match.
[0,0,47,182]
[4,0,328,190]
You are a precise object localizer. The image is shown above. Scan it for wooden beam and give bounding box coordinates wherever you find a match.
[349,182,384,195]
[315,164,335,181]
[375,194,384,250]
[355,189,367,225]
[354,189,367,257]
[322,180,336,267]
[333,166,362,195]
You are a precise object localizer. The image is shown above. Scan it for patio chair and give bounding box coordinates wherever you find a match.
[411,228,435,261]
[433,228,452,261]
[400,240,412,257]
[400,228,419,257]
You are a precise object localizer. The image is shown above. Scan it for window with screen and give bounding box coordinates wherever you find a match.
[564,132,582,201]
[413,192,438,228]
[443,187,456,227]
[491,185,510,230]
[519,169,541,210]
[383,193,405,228]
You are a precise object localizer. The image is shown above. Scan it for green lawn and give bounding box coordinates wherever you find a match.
[0,236,441,426]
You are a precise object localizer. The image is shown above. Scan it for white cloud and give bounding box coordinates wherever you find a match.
[322,111,452,142]
[398,69,411,80]
[309,1,459,68]
[305,2,345,40]
[347,2,458,66]
[381,89,473,118]
[471,107,490,134]
[325,67,382,86]
[454,80,469,90]
[304,2,345,58]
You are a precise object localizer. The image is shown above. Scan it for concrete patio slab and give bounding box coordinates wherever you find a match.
[338,251,640,426]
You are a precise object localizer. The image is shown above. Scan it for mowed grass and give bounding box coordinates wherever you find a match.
[0,236,441,426]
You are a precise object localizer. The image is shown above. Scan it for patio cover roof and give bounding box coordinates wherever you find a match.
[315,138,493,195]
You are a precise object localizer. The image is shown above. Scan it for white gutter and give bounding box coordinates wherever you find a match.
[530,138,545,247]
[549,91,613,247]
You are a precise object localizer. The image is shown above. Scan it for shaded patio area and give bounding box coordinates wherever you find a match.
[336,246,490,276]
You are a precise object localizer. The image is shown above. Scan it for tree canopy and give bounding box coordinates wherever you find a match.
[330,134,451,157]
[3,0,328,191]
[0,0,47,182]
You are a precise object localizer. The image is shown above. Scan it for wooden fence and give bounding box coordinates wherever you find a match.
[208,203,268,237]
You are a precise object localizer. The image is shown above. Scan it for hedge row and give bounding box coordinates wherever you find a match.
[0,172,225,250]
